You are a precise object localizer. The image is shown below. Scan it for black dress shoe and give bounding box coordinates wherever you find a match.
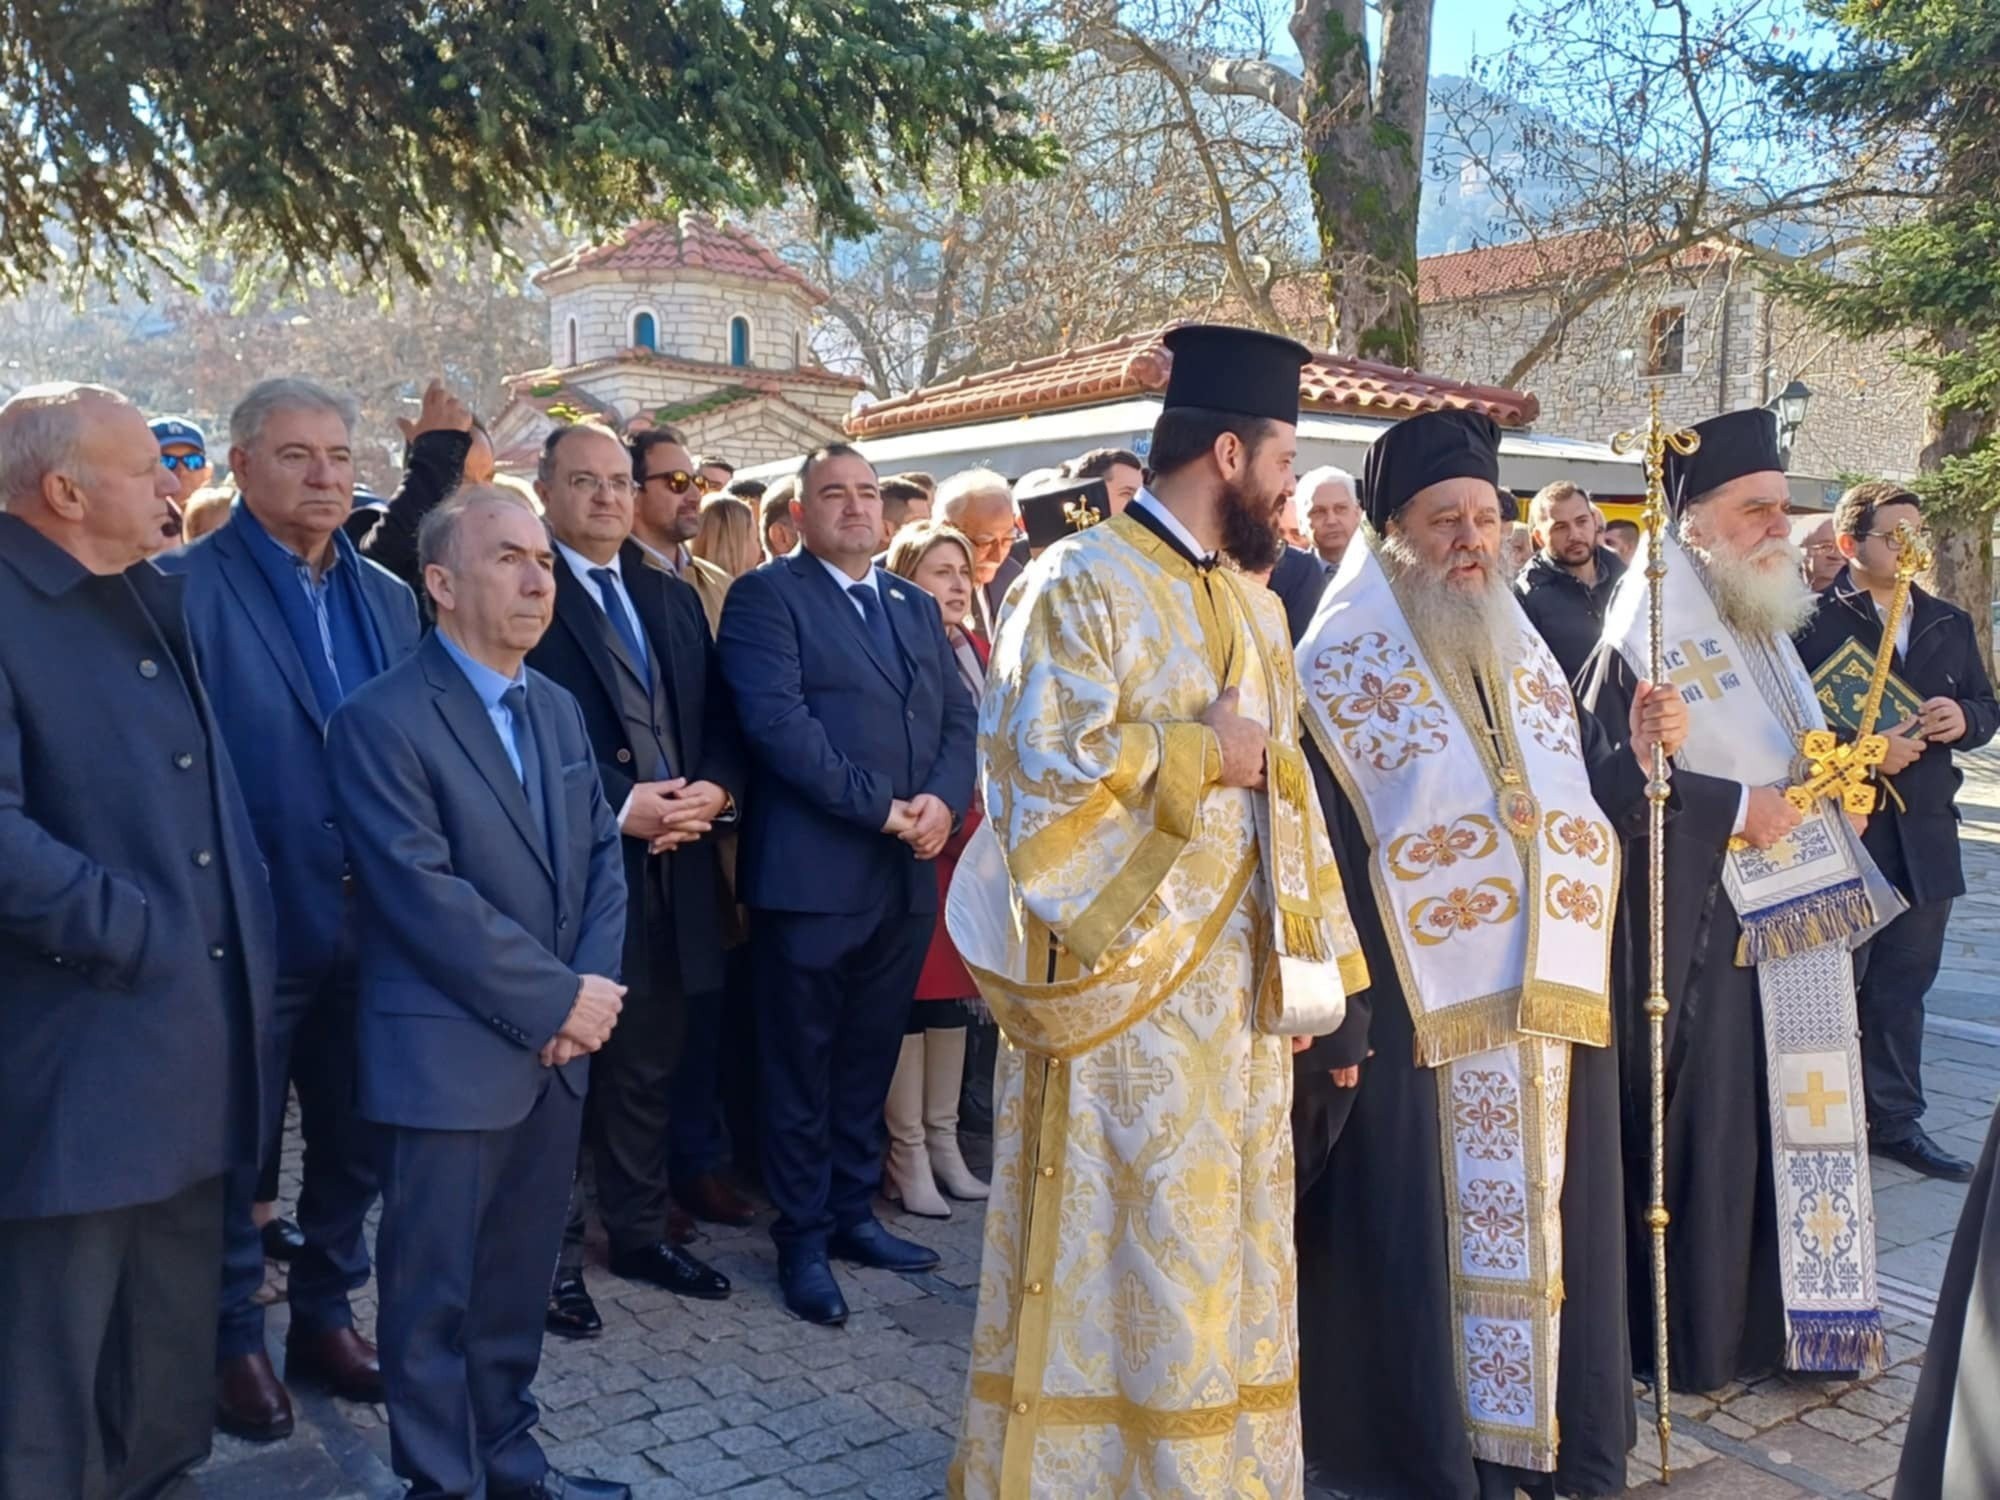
[260,1217,306,1263]
[546,1274,603,1339]
[493,1470,632,1499]
[778,1252,849,1326]
[1872,1129,1975,1182]
[607,1241,731,1300]
[827,1218,941,1273]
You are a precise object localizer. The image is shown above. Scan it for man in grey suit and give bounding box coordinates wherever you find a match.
[327,488,630,1500]
[0,383,274,1499]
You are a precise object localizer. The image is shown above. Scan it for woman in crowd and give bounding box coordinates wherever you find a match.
[879,521,990,1216]
[691,494,764,579]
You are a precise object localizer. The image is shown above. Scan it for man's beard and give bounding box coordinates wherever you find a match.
[1679,516,1815,639]
[1218,473,1283,573]
[1379,532,1519,671]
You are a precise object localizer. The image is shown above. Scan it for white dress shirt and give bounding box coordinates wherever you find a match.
[815,552,880,617]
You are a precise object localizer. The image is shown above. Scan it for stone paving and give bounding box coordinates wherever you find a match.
[195,752,2000,1500]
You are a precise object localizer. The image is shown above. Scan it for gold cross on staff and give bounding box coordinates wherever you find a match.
[1786,1070,1848,1129]
[1669,639,1736,703]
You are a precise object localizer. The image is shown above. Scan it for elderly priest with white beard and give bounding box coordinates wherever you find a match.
[1580,408,1901,1395]
[1293,409,1684,1500]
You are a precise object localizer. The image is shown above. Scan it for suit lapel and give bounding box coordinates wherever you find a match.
[552,560,639,705]
[878,576,923,690]
[622,545,686,738]
[789,553,903,691]
[215,516,326,731]
[422,637,554,884]
[527,678,569,894]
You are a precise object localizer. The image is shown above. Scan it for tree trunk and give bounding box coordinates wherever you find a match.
[1294,0,1431,364]
[1920,350,1994,663]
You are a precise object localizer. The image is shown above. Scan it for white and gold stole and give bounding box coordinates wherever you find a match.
[1604,535,1890,1374]
[1297,543,1618,1473]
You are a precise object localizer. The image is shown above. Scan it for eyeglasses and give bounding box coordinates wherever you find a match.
[645,469,697,494]
[1863,528,1929,550]
[694,473,725,494]
[160,452,208,473]
[566,472,636,499]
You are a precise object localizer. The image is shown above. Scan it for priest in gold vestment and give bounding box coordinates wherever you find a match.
[945,325,1367,1500]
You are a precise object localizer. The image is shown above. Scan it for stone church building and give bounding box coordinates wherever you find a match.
[1414,231,1932,505]
[488,213,862,470]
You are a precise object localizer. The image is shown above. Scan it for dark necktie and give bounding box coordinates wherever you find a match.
[501,682,548,845]
[850,583,901,671]
[588,566,649,676]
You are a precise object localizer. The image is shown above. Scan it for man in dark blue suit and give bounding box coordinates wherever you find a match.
[716,443,978,1325]
[162,377,419,1437]
[328,487,630,1500]
[0,383,273,1499]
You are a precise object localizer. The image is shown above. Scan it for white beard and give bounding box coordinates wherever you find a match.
[1678,515,1816,639]
[1380,532,1520,673]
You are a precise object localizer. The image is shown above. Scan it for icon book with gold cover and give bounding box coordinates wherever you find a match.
[1810,636,1923,734]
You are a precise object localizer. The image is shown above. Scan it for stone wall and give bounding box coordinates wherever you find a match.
[546,269,811,370]
[1419,262,1931,489]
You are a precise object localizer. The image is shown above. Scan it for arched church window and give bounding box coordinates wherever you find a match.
[729,315,752,367]
[632,310,659,351]
[565,317,578,367]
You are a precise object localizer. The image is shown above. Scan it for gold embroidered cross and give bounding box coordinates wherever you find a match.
[1786,1071,1847,1129]
[1804,1197,1846,1256]
[1670,639,1736,702]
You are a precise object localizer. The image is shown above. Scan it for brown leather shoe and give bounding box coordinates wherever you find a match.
[216,1350,294,1442]
[666,1204,698,1246]
[679,1172,756,1228]
[284,1325,385,1404]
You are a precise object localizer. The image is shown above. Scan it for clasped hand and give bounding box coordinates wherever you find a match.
[539,973,626,1067]
[884,792,953,859]
[622,777,730,853]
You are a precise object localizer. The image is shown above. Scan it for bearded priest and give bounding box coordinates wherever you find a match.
[1579,407,1901,1394]
[945,323,1367,1499]
[1293,409,1684,1500]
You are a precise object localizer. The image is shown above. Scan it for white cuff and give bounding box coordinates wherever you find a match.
[617,788,637,834]
[1732,785,1750,837]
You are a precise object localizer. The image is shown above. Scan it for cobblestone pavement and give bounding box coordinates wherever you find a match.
[196,752,2000,1500]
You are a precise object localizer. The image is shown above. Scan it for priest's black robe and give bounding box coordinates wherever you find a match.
[1296,696,1641,1500]
[1895,1098,2000,1500]
[1579,644,1786,1394]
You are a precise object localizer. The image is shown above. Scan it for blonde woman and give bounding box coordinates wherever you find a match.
[879,521,988,1215]
[691,495,763,580]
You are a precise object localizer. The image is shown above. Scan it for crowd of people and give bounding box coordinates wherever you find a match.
[0,324,1994,1500]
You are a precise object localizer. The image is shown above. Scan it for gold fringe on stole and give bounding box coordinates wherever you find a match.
[1410,994,1520,1068]
[1283,910,1328,963]
[1516,983,1613,1049]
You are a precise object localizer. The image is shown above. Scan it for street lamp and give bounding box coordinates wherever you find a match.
[1766,378,1812,463]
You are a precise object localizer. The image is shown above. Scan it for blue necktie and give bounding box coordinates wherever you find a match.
[501,683,547,844]
[588,566,649,676]
[850,583,900,672]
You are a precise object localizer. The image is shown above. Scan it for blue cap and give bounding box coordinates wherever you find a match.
[149,417,206,450]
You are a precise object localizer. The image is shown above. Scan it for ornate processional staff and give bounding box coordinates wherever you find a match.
[1611,388,1698,1481]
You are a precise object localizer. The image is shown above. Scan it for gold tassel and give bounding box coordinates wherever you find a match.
[1412,999,1519,1068]
[1283,909,1329,963]
[1518,988,1613,1049]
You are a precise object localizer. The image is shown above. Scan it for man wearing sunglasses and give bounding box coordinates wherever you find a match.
[1796,481,2000,1181]
[628,427,733,636]
[151,416,212,511]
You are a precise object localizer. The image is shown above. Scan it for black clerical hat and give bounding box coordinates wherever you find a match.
[1361,408,1502,530]
[1161,324,1312,424]
[1019,478,1111,551]
[1662,408,1785,513]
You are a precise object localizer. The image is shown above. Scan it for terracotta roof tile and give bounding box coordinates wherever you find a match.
[1418,229,1732,303]
[844,324,1538,439]
[536,212,829,304]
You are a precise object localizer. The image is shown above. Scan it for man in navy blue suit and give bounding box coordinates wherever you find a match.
[716,444,978,1325]
[0,382,273,1500]
[163,377,419,1438]
[328,487,629,1500]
